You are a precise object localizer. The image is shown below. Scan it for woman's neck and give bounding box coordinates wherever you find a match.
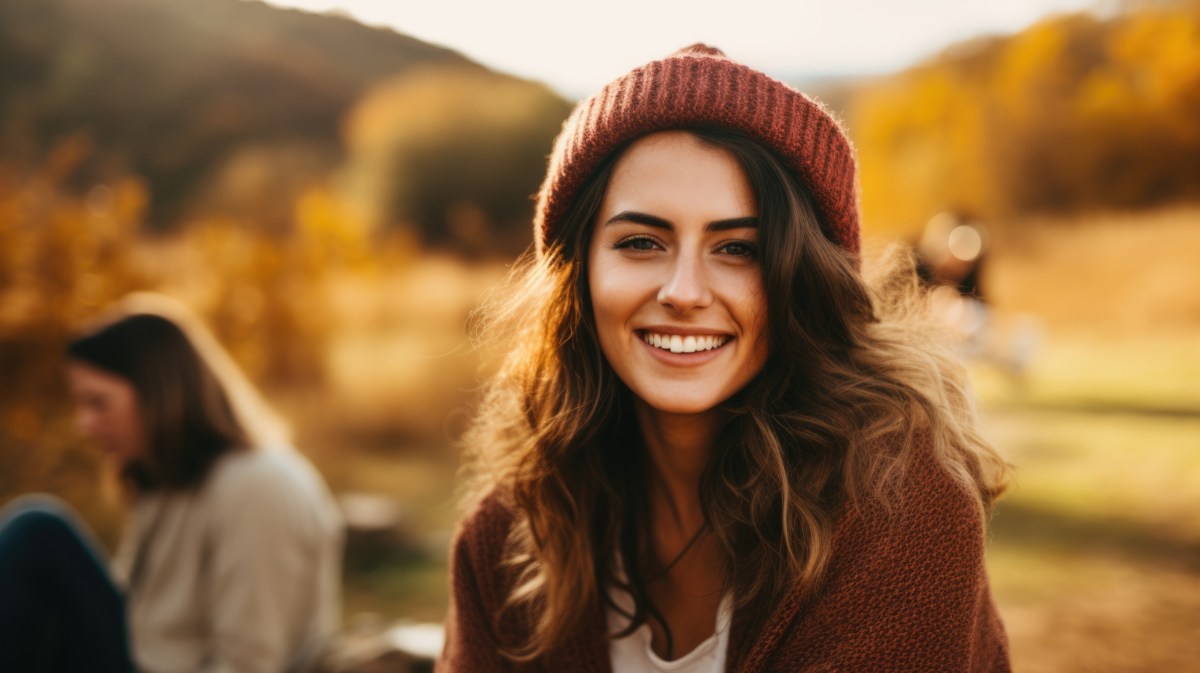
[634,401,720,535]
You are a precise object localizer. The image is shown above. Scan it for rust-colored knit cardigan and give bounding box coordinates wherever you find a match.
[438,437,1011,672]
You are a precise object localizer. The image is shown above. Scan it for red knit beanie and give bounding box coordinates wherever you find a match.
[533,44,860,261]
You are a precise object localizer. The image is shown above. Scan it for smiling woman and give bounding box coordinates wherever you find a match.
[440,45,1012,673]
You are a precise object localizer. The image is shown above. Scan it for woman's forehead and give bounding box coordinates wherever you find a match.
[601,131,756,222]
[67,360,133,394]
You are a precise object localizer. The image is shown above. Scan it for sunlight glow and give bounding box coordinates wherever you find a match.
[261,0,1106,97]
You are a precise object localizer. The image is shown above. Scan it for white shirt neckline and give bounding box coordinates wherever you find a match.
[607,578,732,673]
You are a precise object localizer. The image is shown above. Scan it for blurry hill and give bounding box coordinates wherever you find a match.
[0,0,568,246]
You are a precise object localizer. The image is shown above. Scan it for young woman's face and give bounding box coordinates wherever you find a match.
[67,361,146,466]
[587,131,768,416]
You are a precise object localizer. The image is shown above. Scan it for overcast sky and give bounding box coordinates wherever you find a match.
[264,0,1107,98]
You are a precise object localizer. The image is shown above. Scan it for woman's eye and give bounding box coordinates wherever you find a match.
[614,236,660,252]
[719,241,758,258]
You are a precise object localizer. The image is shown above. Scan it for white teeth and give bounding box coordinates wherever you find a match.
[641,332,729,353]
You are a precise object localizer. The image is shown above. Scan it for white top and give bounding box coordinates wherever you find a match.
[607,583,732,673]
[111,447,344,673]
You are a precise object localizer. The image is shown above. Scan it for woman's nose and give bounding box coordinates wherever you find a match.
[657,254,713,314]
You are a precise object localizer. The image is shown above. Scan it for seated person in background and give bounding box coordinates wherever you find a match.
[0,293,344,673]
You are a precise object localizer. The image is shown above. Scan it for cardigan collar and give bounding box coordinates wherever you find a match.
[726,583,809,673]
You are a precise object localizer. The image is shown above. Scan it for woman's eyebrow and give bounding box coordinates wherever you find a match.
[604,211,671,229]
[706,217,758,232]
[603,211,758,231]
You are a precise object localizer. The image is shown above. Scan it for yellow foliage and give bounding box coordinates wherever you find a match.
[853,68,993,235]
[850,3,1200,235]
[1109,11,1200,141]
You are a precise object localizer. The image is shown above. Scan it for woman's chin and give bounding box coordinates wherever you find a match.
[633,392,728,418]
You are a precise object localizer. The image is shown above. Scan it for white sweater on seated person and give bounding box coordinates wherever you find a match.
[111,446,344,673]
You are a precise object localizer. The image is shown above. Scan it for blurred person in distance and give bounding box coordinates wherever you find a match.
[916,211,1040,377]
[916,211,991,356]
[0,293,344,673]
[440,45,1011,672]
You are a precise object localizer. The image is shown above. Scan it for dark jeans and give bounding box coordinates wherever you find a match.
[0,495,134,673]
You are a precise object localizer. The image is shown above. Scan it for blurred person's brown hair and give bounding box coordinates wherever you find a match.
[67,294,286,491]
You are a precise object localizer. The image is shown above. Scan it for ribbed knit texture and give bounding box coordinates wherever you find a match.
[437,434,1011,672]
[534,44,860,260]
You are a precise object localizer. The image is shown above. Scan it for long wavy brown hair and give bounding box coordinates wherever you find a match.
[463,126,1010,660]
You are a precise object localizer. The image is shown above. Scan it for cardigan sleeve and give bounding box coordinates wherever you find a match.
[437,495,519,673]
[759,443,1010,672]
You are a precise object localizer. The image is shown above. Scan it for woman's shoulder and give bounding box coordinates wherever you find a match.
[838,428,986,551]
[907,430,986,525]
[782,431,1008,672]
[447,489,522,606]
[452,489,517,558]
[206,446,317,491]
[201,447,341,527]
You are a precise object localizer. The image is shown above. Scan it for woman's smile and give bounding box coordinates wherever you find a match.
[639,329,732,354]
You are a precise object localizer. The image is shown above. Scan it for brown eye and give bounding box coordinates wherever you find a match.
[614,236,660,252]
[719,241,757,258]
